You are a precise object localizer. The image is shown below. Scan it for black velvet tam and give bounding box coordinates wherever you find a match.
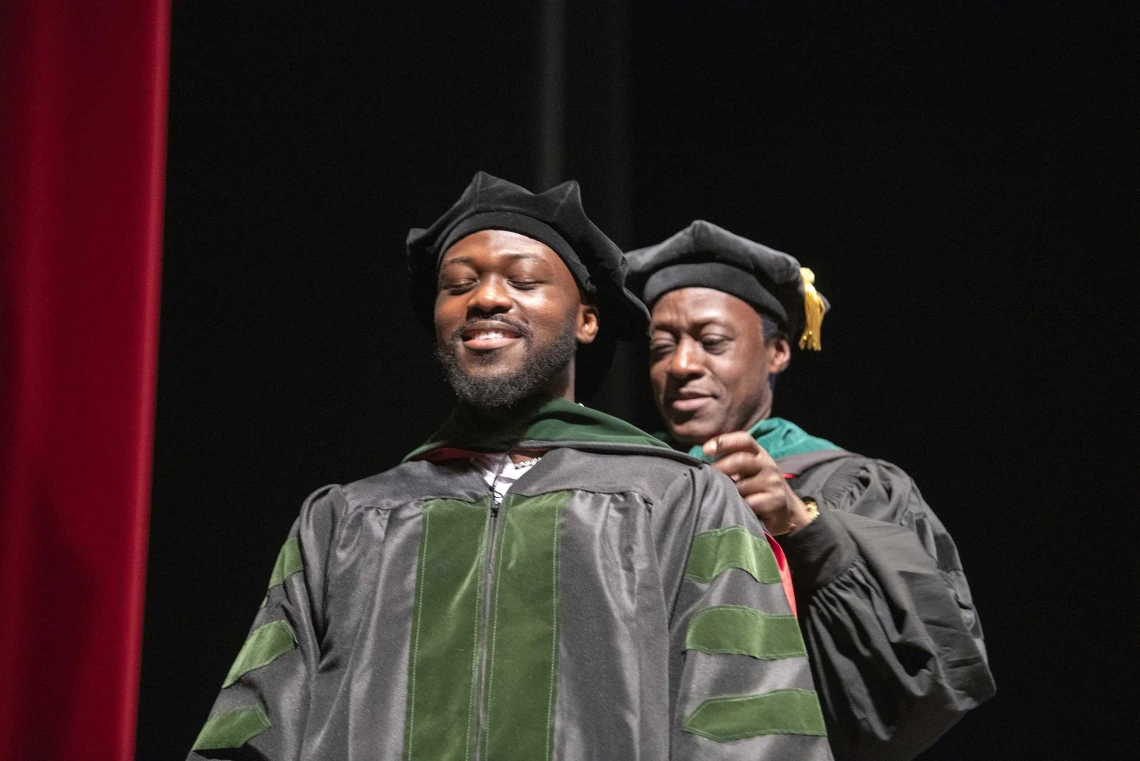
[625,220,826,341]
[406,171,649,341]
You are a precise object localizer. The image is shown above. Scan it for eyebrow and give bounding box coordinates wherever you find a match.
[439,252,545,269]
[651,316,732,332]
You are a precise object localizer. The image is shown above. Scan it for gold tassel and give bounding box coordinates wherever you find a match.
[798,267,826,351]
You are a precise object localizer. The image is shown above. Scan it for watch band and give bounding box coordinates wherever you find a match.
[772,497,820,537]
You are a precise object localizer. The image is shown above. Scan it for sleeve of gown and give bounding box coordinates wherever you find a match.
[779,461,996,761]
[666,466,834,761]
[815,458,986,648]
[186,485,345,761]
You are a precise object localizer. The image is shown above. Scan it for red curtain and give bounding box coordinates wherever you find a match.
[0,2,170,759]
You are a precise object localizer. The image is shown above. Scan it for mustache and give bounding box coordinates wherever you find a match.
[449,315,532,343]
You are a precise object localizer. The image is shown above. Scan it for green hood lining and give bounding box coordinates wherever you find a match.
[405,397,682,462]
[674,417,840,462]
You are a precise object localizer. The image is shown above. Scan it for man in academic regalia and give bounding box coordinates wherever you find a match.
[626,221,996,761]
[187,178,834,760]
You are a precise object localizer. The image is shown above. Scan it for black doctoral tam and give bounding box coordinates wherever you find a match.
[626,220,828,351]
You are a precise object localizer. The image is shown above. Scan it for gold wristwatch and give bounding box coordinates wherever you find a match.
[773,497,820,537]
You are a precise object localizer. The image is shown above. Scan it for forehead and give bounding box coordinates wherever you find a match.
[439,229,563,270]
[650,287,759,328]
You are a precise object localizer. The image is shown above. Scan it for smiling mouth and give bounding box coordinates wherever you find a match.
[460,324,524,351]
[668,393,714,412]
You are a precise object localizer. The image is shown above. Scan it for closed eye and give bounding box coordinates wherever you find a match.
[440,279,476,294]
[701,337,730,352]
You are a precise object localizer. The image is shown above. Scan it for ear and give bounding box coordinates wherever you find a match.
[768,335,791,374]
[576,303,600,345]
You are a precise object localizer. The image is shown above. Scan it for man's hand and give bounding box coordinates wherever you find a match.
[702,431,814,535]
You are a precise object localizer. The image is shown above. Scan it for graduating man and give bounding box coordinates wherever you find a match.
[188,176,833,760]
[626,221,996,761]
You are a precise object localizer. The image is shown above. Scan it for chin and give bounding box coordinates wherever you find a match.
[667,419,717,448]
[460,356,522,377]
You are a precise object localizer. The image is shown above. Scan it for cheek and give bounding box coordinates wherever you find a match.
[707,357,744,394]
[434,296,463,336]
[526,294,578,336]
[648,363,668,396]
[716,360,763,409]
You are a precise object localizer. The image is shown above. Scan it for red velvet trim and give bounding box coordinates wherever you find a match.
[412,446,496,462]
[765,532,798,619]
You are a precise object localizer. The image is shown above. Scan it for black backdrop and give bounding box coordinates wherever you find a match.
[139,2,1134,758]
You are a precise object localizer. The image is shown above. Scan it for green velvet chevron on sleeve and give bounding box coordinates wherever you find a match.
[683,689,827,742]
[267,536,303,589]
[685,605,806,660]
[222,619,296,688]
[192,705,272,751]
[685,526,781,584]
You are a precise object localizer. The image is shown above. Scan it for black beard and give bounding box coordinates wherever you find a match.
[436,317,578,410]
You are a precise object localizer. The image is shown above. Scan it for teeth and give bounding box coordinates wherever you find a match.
[468,330,510,340]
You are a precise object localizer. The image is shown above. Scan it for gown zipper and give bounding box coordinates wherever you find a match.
[471,452,512,760]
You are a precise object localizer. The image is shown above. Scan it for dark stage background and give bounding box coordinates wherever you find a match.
[139,2,1134,759]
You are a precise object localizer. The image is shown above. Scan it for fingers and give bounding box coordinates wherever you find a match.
[702,430,790,530]
[734,471,786,504]
[702,431,761,459]
[710,451,766,480]
[706,432,774,484]
[736,471,798,531]
[744,491,790,532]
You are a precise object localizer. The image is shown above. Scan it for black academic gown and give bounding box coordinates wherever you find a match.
[775,448,996,761]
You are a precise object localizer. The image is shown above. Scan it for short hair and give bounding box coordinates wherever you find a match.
[759,312,787,346]
[759,312,789,391]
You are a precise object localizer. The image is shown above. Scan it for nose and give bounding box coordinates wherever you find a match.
[668,336,704,378]
[466,275,512,316]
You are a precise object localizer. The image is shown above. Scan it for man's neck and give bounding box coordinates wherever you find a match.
[739,407,771,434]
[463,391,571,423]
[671,410,772,449]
